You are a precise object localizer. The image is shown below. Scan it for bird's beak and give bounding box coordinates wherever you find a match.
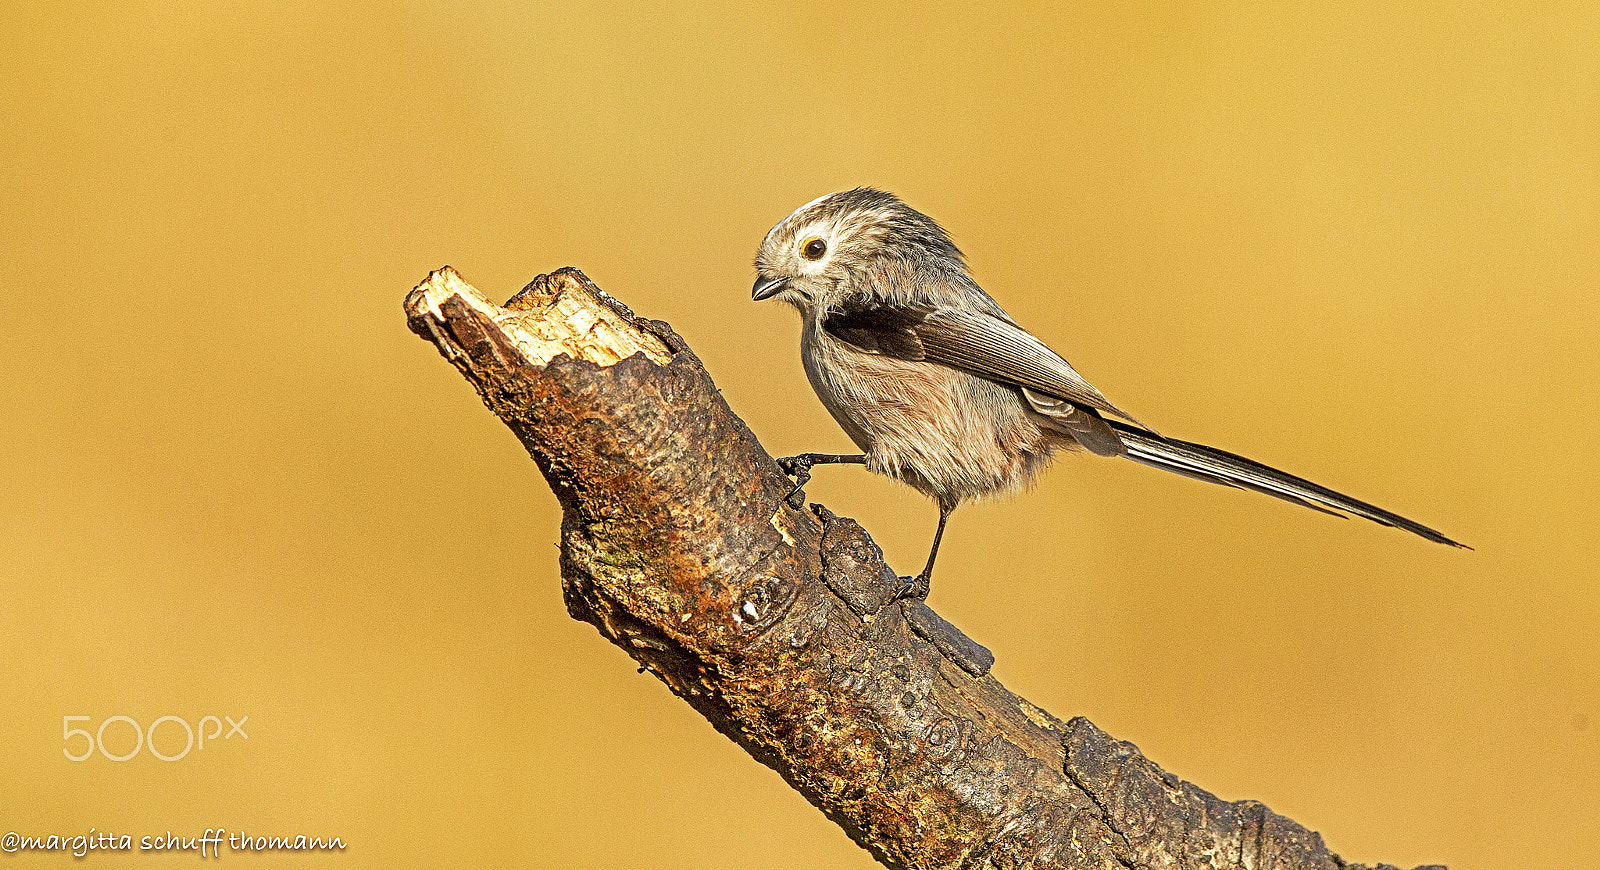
[751,274,789,301]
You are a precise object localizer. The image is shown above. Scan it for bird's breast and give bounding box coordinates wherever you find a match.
[799,322,1061,503]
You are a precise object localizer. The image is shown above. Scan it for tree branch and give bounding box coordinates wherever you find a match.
[402,266,1443,870]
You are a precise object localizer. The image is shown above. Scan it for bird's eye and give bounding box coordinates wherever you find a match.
[801,237,827,260]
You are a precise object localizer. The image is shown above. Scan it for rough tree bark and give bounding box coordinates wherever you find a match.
[403,266,1443,870]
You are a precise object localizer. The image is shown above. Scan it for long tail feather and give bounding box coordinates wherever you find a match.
[1109,422,1468,548]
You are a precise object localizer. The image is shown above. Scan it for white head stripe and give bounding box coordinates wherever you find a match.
[762,191,838,246]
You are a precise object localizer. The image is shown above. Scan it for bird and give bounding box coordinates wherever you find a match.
[751,188,1466,598]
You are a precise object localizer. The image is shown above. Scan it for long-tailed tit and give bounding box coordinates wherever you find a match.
[752,188,1465,598]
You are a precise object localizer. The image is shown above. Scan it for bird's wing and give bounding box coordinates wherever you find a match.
[821,297,1144,456]
[822,299,1133,416]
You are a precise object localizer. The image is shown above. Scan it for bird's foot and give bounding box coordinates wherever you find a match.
[774,453,867,509]
[775,454,819,509]
[892,572,930,602]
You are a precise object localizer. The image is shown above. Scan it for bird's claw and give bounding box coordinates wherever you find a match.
[776,455,815,509]
[893,573,931,602]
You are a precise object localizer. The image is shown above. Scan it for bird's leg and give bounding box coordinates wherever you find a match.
[897,501,955,601]
[775,453,866,509]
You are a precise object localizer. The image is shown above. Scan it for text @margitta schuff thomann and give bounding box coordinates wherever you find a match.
[3,828,346,858]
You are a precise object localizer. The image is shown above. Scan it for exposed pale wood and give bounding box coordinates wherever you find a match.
[406,266,671,367]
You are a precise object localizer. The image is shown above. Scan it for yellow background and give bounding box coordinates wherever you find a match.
[2,2,1595,867]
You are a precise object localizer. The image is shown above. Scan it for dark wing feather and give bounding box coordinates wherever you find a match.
[820,301,927,360]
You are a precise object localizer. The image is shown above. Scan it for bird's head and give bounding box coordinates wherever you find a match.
[751,188,967,313]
